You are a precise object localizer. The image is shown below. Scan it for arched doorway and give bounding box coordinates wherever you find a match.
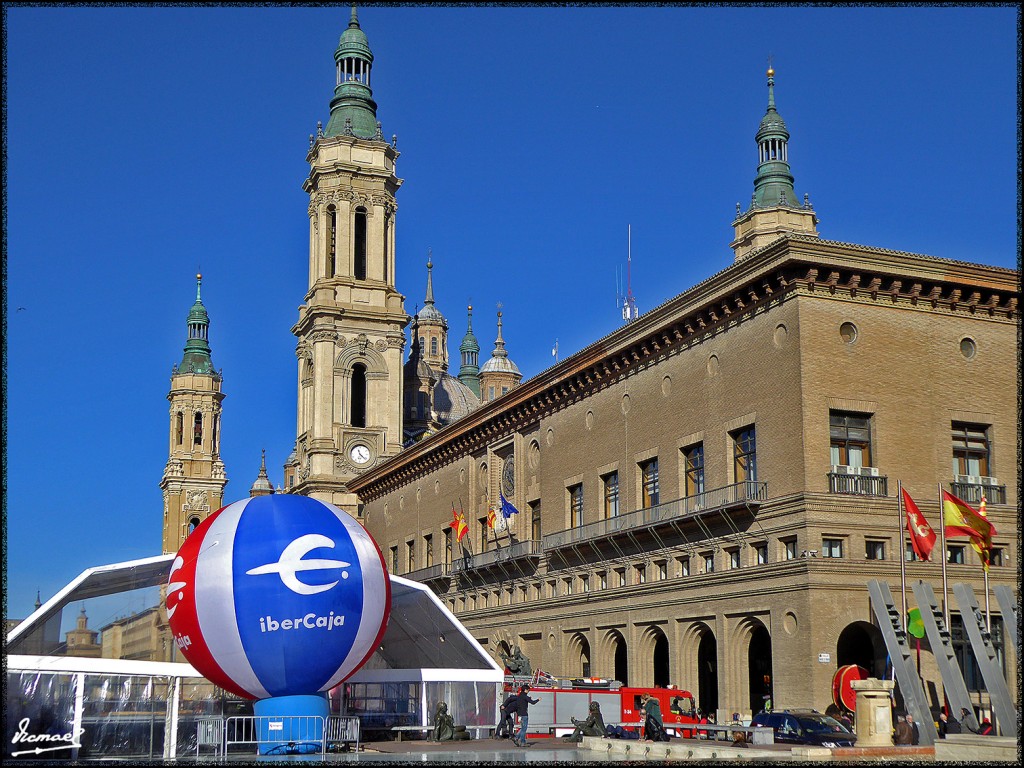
[837,621,886,679]
[611,631,628,686]
[697,630,718,715]
[748,624,773,714]
[567,633,592,678]
[653,629,670,687]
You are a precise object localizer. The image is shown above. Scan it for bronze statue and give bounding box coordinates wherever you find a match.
[432,701,455,741]
[566,701,607,742]
[498,644,532,676]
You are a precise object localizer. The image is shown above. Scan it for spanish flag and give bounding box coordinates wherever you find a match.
[450,505,468,543]
[942,490,996,563]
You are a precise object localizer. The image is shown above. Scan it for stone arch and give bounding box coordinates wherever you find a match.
[729,616,773,716]
[334,339,388,376]
[596,628,629,686]
[334,340,389,428]
[565,632,592,678]
[837,620,886,679]
[680,621,718,716]
[636,625,671,688]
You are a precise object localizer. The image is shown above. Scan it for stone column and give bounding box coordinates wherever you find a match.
[850,678,895,747]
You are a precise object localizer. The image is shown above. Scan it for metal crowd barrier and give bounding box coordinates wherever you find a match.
[212,714,360,757]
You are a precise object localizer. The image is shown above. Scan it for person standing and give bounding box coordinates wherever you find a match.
[512,685,539,747]
[906,714,920,745]
[497,691,518,738]
[893,714,912,745]
[641,693,668,742]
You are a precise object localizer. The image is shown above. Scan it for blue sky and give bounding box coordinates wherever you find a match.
[4,4,1018,626]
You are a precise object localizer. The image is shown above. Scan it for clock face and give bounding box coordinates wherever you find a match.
[350,445,371,465]
[502,455,515,496]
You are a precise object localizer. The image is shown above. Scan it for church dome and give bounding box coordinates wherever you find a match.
[433,373,480,424]
[417,302,446,324]
[336,8,373,61]
[480,354,521,375]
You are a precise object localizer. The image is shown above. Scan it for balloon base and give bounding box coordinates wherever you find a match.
[253,694,329,755]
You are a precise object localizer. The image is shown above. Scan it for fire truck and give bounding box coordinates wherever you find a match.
[502,674,702,739]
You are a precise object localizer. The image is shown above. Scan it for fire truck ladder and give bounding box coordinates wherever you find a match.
[866,579,938,746]
[952,583,1018,734]
[909,580,979,732]
[992,585,1018,649]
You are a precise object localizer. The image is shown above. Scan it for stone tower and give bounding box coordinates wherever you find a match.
[458,304,481,398]
[479,308,522,403]
[291,8,408,513]
[730,67,819,261]
[160,274,227,554]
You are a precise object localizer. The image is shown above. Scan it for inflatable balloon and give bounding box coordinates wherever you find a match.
[167,494,390,700]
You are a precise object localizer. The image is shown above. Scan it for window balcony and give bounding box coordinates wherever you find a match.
[404,563,451,583]
[451,539,542,574]
[542,480,768,552]
[950,478,1006,505]
[828,466,888,496]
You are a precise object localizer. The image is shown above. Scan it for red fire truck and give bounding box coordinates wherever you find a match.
[503,676,702,739]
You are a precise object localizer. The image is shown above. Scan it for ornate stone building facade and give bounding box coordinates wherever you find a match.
[348,65,1019,720]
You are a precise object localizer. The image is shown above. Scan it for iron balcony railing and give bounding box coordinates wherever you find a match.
[827,471,889,497]
[950,481,1006,506]
[542,480,769,551]
[451,539,542,574]
[404,563,451,583]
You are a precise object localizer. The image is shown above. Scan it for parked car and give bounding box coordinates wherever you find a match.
[750,710,857,748]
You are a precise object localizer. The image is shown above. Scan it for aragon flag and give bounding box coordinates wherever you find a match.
[941,489,996,549]
[486,506,497,529]
[901,488,936,561]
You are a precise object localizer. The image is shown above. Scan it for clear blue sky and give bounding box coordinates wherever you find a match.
[4,5,1018,624]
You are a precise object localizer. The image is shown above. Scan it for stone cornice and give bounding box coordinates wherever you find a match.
[349,238,1019,500]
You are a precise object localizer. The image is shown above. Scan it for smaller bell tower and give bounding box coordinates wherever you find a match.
[161,274,228,554]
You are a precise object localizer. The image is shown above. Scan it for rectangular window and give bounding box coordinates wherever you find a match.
[784,539,797,561]
[424,534,433,567]
[479,518,488,552]
[656,560,668,580]
[581,575,590,593]
[830,411,873,468]
[602,472,620,518]
[948,544,966,564]
[755,543,768,565]
[679,557,690,577]
[530,501,542,541]
[598,571,608,590]
[732,427,757,482]
[569,484,584,528]
[565,578,573,595]
[990,547,1004,567]
[822,538,843,558]
[615,568,626,587]
[865,540,885,560]
[640,458,660,507]
[548,580,557,598]
[951,422,991,477]
[444,529,452,564]
[635,564,646,584]
[905,542,918,562]
[406,540,415,571]
[728,549,741,569]
[683,443,705,496]
[703,553,715,573]
[390,546,398,573]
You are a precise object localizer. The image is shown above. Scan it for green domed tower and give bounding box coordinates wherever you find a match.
[730,67,819,261]
[458,304,482,398]
[325,7,379,139]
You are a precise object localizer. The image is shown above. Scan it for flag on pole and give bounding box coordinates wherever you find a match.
[500,490,520,520]
[902,488,936,561]
[450,504,468,543]
[971,493,993,571]
[486,506,496,529]
[942,490,996,543]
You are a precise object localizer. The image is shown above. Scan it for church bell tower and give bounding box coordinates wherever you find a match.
[161,274,228,554]
[291,8,408,513]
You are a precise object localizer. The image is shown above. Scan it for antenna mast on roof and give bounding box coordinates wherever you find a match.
[622,225,639,323]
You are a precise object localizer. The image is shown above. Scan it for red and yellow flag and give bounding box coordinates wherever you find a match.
[486,506,497,529]
[971,493,993,571]
[450,505,468,543]
[942,490,995,570]
[902,488,936,561]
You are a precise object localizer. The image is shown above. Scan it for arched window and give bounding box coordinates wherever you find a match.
[327,205,337,277]
[351,363,367,428]
[193,412,203,446]
[430,337,438,356]
[354,207,367,280]
[175,412,184,445]
[187,516,201,535]
[212,414,219,453]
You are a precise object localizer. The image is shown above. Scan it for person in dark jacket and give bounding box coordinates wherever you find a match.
[641,693,670,742]
[512,686,539,747]
[978,719,994,735]
[497,692,518,738]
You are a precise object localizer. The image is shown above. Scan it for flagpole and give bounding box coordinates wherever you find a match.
[980,493,991,633]
[897,481,908,623]
[938,484,950,628]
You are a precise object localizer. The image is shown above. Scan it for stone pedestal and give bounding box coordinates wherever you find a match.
[850,678,895,747]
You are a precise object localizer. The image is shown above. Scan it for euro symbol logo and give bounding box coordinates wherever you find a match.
[246,534,350,595]
[166,556,188,620]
